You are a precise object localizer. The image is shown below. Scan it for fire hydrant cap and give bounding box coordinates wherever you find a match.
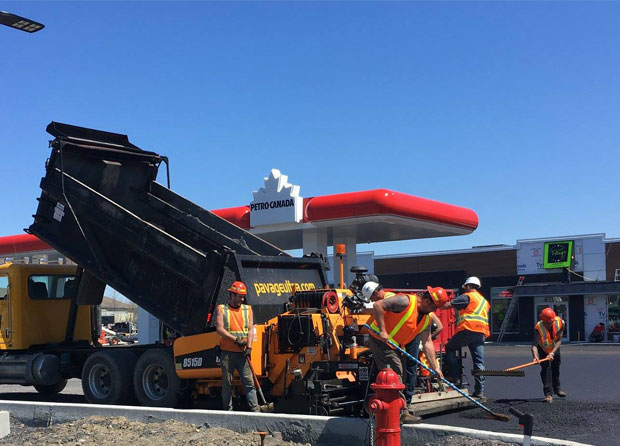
[371,366,405,390]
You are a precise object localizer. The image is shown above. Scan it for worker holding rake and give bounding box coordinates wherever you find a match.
[215,281,260,412]
[442,276,490,400]
[363,282,449,423]
[532,307,567,403]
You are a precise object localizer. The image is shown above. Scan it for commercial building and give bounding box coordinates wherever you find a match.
[374,233,620,343]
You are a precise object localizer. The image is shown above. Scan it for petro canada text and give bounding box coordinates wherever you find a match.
[250,199,295,211]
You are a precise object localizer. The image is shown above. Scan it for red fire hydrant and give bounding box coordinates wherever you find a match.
[368,366,406,446]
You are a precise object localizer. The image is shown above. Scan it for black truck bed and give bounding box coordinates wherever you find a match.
[29,122,327,335]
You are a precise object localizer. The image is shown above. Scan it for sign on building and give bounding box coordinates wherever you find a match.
[543,240,574,269]
[250,169,302,227]
[517,239,583,275]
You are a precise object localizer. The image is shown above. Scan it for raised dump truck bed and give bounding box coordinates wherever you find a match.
[29,122,327,335]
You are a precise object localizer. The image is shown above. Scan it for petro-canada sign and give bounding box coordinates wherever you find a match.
[250,169,302,227]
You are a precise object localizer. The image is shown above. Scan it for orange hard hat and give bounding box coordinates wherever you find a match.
[427,286,450,308]
[228,281,247,295]
[540,307,556,322]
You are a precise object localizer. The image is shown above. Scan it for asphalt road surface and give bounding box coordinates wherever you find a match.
[0,344,618,445]
[423,344,620,445]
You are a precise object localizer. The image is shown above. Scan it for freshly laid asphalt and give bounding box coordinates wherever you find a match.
[0,344,617,445]
[422,343,620,446]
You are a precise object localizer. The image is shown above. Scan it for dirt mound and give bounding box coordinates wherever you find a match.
[0,416,310,446]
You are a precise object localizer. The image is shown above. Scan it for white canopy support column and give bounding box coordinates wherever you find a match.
[302,228,328,258]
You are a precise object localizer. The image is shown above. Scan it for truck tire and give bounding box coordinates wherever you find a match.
[133,349,181,407]
[81,351,132,405]
[34,378,68,395]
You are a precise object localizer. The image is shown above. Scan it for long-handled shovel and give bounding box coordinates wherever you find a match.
[246,355,274,412]
[364,324,510,422]
[473,357,550,377]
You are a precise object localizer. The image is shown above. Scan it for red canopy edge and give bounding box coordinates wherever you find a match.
[304,189,478,230]
[0,234,52,255]
[213,189,478,231]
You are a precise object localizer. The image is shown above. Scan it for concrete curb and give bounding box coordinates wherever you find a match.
[0,411,8,438]
[0,400,591,446]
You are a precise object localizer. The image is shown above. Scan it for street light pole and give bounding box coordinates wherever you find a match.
[0,11,45,33]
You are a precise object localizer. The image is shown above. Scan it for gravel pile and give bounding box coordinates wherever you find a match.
[0,416,310,446]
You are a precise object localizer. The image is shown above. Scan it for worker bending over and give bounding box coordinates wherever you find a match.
[214,281,260,412]
[363,281,449,423]
[532,307,567,403]
[442,276,490,399]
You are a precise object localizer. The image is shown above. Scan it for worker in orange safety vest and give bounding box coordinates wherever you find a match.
[214,281,259,412]
[532,307,567,403]
[441,276,490,400]
[363,281,449,423]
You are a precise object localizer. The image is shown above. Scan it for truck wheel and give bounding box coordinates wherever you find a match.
[133,349,180,407]
[34,378,68,395]
[81,351,132,405]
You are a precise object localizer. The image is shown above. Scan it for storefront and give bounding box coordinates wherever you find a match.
[513,282,620,342]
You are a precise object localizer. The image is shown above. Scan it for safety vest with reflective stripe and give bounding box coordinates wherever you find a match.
[535,317,564,353]
[455,290,490,338]
[218,304,252,352]
[370,293,431,347]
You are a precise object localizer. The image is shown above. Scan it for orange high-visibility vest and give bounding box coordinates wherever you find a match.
[370,294,431,347]
[218,304,252,352]
[455,290,490,338]
[535,316,564,353]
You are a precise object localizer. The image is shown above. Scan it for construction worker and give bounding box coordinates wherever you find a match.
[589,323,605,343]
[363,282,449,423]
[532,307,567,403]
[214,281,260,412]
[442,276,490,399]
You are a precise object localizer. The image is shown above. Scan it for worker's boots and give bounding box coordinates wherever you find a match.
[471,392,486,402]
[259,403,275,413]
[400,411,422,424]
[554,389,567,397]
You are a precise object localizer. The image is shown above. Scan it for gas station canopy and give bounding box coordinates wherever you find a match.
[213,188,478,250]
[0,188,477,257]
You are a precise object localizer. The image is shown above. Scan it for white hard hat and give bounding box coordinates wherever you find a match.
[361,281,381,300]
[462,276,481,289]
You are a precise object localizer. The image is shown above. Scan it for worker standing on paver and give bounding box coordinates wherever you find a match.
[532,307,567,403]
[442,276,490,400]
[364,282,449,423]
[214,281,260,412]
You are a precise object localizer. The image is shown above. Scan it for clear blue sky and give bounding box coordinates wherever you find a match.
[2,1,619,257]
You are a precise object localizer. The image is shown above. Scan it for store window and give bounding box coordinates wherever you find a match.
[609,295,620,333]
[490,287,519,333]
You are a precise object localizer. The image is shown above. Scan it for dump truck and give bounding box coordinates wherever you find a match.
[0,122,472,415]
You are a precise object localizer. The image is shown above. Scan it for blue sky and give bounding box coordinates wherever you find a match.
[2,1,619,257]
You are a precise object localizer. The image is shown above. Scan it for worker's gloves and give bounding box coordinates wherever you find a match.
[244,347,252,357]
[235,336,247,347]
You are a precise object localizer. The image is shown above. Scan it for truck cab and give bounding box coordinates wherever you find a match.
[0,263,92,350]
